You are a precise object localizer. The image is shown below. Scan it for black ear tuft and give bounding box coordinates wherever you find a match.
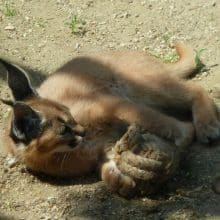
[11,102,42,144]
[0,59,38,101]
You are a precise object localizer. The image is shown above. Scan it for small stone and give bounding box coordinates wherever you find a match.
[202,72,209,77]
[133,38,139,43]
[112,13,118,19]
[47,196,56,204]
[75,43,80,49]
[5,156,18,168]
[86,0,93,7]
[141,1,146,6]
[124,12,131,18]
[4,25,15,31]
[99,21,106,25]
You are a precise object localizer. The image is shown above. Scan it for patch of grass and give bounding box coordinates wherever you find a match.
[162,34,170,44]
[65,16,86,36]
[150,52,179,63]
[4,3,17,17]
[194,48,206,70]
[163,53,179,63]
[151,47,206,66]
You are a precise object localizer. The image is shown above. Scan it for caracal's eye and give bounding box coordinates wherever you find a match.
[59,124,72,136]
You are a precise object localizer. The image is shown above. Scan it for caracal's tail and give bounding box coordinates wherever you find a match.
[166,42,198,79]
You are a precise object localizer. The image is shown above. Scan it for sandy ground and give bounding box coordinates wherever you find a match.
[0,0,220,219]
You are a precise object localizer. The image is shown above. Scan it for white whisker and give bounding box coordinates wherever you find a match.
[60,152,67,172]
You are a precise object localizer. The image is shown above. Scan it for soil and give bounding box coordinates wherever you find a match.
[0,0,220,219]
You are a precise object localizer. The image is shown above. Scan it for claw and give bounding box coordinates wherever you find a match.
[195,120,220,144]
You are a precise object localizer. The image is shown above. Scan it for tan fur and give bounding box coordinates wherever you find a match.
[2,42,219,190]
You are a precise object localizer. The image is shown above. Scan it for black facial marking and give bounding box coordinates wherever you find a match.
[60,124,73,136]
[10,102,42,144]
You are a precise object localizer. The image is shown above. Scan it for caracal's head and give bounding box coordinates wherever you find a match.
[0,59,92,177]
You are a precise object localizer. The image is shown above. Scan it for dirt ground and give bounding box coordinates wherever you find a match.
[0,0,220,219]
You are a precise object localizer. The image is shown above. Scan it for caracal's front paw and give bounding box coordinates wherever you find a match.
[101,160,136,197]
[192,98,220,143]
[194,116,220,144]
[175,122,194,147]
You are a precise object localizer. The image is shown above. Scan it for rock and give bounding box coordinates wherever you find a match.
[47,196,56,205]
[4,156,18,168]
[25,16,30,21]
[4,25,15,31]
[75,43,80,49]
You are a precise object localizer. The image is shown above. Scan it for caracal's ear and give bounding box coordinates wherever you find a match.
[0,59,39,101]
[9,102,42,143]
